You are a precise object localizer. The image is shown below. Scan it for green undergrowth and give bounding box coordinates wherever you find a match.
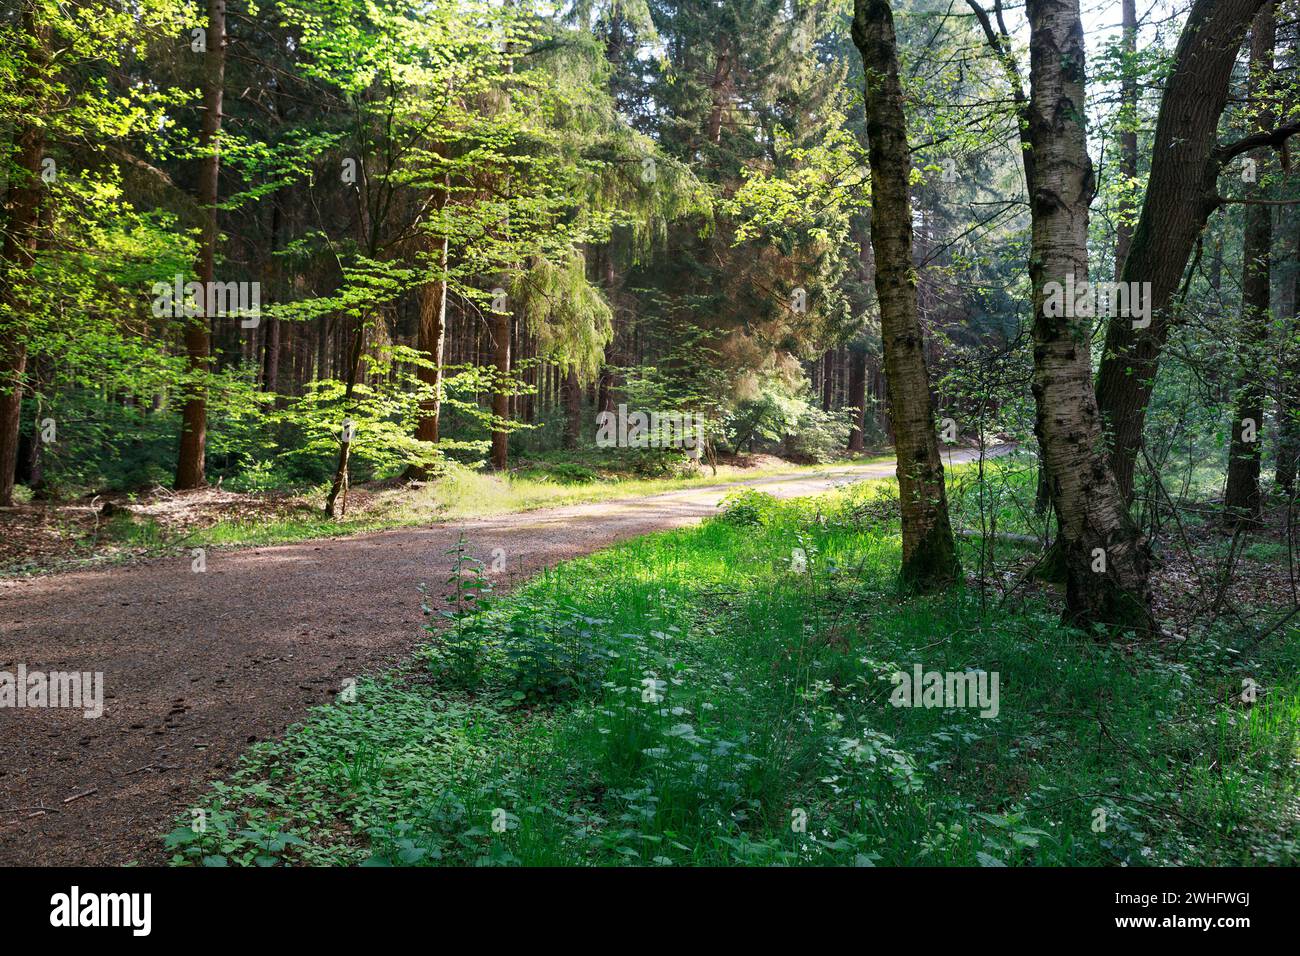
[164,465,1300,867]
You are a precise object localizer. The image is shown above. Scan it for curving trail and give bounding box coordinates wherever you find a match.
[0,446,1005,864]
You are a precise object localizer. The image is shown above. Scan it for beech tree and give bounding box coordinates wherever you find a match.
[851,0,959,592]
[1,0,190,505]
[0,1,45,507]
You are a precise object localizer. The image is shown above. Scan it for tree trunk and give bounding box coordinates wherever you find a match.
[408,204,449,480]
[262,317,280,393]
[847,347,867,451]
[563,367,581,450]
[1095,0,1271,500]
[705,38,731,147]
[1115,0,1138,280]
[0,2,48,507]
[1276,221,1300,494]
[323,316,366,517]
[262,200,282,394]
[314,314,328,381]
[851,0,960,591]
[26,395,45,495]
[1224,3,1276,527]
[821,350,834,411]
[598,246,617,416]
[490,297,511,471]
[522,330,537,424]
[1024,0,1153,632]
[175,0,226,490]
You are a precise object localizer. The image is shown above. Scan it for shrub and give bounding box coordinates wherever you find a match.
[717,487,779,526]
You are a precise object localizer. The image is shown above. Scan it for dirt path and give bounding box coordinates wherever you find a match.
[0,447,1001,865]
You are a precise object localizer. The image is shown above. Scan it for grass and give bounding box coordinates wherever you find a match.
[101,511,168,548]
[162,465,1300,867]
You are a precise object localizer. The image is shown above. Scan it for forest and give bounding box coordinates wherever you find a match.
[1,0,1299,884]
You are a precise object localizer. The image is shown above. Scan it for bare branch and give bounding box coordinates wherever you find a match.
[1215,119,1300,164]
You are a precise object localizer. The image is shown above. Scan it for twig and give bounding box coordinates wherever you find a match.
[123,763,175,776]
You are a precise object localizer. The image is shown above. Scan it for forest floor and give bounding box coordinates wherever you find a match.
[0,445,1001,865]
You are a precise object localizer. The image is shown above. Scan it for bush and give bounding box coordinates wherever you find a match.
[421,537,494,689]
[717,487,779,526]
[725,388,856,462]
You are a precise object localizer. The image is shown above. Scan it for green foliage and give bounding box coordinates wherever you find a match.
[784,403,858,463]
[723,384,855,461]
[499,598,617,705]
[717,487,778,527]
[535,462,600,484]
[422,535,494,689]
[163,808,308,868]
